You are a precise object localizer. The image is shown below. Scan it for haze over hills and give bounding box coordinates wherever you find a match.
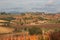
[0,7,59,13]
[0,0,60,13]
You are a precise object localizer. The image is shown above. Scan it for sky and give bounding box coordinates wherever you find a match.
[0,0,60,13]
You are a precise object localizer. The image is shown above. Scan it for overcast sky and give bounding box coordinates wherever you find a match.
[0,0,60,13]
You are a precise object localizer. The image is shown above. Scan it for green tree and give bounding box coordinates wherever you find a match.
[38,17,45,21]
[29,26,42,35]
[3,17,16,26]
[0,12,7,15]
[20,13,25,16]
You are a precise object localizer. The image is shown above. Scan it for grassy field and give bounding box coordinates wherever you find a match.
[0,26,14,34]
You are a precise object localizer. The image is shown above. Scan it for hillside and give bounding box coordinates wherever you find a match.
[0,26,14,34]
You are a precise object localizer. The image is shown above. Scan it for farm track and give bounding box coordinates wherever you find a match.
[20,23,60,28]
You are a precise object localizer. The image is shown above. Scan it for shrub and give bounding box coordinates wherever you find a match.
[29,26,42,35]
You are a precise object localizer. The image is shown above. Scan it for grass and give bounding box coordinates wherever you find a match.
[0,26,14,34]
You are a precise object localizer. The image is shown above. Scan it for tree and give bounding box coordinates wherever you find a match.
[38,17,45,21]
[3,17,16,26]
[20,13,25,16]
[29,26,42,35]
[0,12,7,15]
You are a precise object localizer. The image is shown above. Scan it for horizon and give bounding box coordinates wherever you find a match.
[0,0,60,13]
